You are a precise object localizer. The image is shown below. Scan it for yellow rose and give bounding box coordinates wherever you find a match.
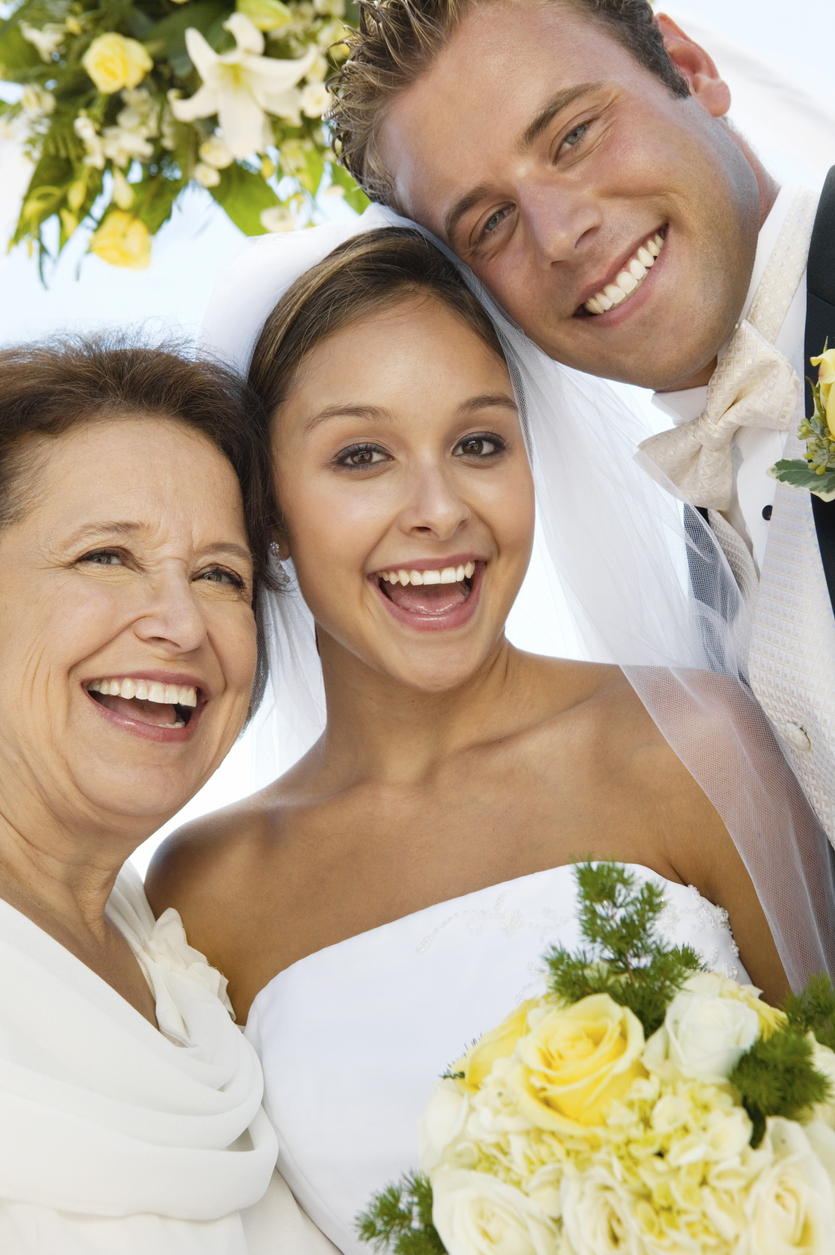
[511,994,646,1134]
[811,347,835,439]
[82,33,153,94]
[89,212,151,270]
[458,999,537,1091]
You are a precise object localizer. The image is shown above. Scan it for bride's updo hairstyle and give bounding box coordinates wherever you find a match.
[248,227,508,417]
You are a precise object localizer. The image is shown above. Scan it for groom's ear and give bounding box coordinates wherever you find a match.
[655,13,732,120]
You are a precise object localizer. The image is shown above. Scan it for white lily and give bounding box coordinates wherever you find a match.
[171,13,315,159]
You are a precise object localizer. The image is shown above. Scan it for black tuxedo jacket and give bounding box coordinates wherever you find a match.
[807,165,835,616]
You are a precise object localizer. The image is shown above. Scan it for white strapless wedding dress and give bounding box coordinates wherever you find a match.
[245,864,749,1255]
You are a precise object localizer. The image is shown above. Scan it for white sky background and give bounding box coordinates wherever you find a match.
[0,0,833,873]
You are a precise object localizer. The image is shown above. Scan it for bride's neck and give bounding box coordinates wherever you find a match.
[315,633,535,784]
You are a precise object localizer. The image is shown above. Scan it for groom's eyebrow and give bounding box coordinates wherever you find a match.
[521,82,604,149]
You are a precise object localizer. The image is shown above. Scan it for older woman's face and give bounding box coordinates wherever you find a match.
[0,415,257,831]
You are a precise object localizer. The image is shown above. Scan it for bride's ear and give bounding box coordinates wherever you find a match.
[655,13,732,120]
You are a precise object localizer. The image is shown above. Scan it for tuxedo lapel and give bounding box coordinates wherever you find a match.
[806,166,835,615]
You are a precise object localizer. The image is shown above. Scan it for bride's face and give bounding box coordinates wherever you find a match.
[272,294,535,692]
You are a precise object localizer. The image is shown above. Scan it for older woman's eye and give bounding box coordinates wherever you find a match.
[197,566,246,590]
[454,433,507,459]
[78,548,124,566]
[334,444,389,469]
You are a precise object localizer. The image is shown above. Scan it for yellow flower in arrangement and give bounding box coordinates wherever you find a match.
[82,33,153,95]
[457,1000,536,1091]
[810,347,835,439]
[512,994,646,1132]
[89,212,152,269]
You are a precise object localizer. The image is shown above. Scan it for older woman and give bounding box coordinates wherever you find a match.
[0,338,332,1254]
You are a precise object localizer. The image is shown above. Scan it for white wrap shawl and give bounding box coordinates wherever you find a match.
[0,864,329,1254]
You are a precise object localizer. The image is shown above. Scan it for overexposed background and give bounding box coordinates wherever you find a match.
[0,1,833,872]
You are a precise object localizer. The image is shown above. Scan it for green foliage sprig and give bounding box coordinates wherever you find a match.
[356,1171,443,1255]
[729,1029,831,1146]
[545,861,703,1036]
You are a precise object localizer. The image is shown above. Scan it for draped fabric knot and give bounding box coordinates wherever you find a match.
[640,321,802,510]
[639,187,819,512]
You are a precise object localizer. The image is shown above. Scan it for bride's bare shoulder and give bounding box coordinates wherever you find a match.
[144,766,311,923]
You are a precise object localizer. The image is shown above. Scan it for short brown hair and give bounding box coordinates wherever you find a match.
[0,335,277,705]
[249,226,506,419]
[330,0,690,206]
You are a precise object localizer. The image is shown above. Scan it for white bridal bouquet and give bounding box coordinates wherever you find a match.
[358,864,835,1255]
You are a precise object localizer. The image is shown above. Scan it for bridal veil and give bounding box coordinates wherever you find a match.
[200,204,835,992]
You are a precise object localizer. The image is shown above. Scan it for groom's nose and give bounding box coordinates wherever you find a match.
[520,179,601,268]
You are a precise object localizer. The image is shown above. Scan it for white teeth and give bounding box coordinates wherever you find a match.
[380,562,477,585]
[584,230,665,314]
[88,677,198,706]
[616,269,638,294]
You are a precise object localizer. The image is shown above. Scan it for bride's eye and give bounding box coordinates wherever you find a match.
[334,443,389,469]
[454,433,507,459]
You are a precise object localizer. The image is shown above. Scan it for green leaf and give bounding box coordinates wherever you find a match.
[330,160,369,214]
[133,171,188,235]
[209,162,279,236]
[785,973,835,1051]
[141,1,227,70]
[0,16,42,76]
[768,459,835,502]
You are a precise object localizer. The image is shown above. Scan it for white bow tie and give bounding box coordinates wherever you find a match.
[639,188,818,512]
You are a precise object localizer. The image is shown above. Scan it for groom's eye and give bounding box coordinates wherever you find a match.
[560,123,588,153]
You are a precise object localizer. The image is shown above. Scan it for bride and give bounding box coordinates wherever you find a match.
[148,223,835,1253]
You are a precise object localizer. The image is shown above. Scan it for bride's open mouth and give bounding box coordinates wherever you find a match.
[84,676,204,739]
[370,559,485,631]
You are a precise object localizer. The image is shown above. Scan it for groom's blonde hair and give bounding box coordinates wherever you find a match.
[329,0,689,208]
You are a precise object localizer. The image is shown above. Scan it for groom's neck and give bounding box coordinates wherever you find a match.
[658,130,780,394]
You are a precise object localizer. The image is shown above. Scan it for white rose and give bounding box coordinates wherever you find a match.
[808,1040,835,1129]
[741,1118,835,1254]
[432,1169,559,1255]
[643,972,759,1082]
[560,1163,645,1255]
[418,1079,471,1172]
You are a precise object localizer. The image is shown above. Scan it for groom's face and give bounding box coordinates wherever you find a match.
[378,2,762,391]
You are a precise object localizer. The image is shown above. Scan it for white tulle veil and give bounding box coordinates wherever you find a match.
[201,203,835,992]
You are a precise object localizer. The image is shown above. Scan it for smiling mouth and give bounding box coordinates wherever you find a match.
[87,677,199,729]
[576,227,667,317]
[377,561,477,617]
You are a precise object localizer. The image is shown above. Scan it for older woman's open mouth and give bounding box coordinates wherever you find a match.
[85,676,203,737]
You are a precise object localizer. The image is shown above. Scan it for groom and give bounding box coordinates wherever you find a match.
[329,0,835,842]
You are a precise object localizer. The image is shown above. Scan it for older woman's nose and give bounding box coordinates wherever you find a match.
[133,572,208,655]
[398,466,471,541]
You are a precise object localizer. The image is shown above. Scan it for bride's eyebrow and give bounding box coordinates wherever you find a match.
[457,394,518,415]
[304,404,392,432]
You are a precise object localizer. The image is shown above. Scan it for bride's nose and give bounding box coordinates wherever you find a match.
[397,464,471,541]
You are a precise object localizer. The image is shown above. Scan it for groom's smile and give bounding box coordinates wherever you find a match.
[378,0,769,393]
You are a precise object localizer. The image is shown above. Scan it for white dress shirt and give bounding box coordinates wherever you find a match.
[652,185,810,575]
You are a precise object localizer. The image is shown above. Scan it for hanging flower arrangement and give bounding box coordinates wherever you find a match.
[0,0,367,270]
